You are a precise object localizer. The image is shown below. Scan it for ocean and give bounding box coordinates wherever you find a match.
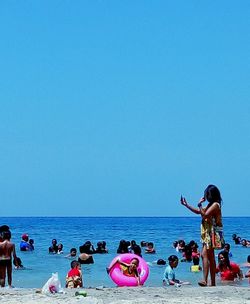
[0,217,249,288]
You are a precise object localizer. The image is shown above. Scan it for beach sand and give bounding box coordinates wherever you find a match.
[0,286,249,304]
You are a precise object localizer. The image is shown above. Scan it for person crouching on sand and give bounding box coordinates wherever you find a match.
[66,260,83,288]
[163,255,190,287]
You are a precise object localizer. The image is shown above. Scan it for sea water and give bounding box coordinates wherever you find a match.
[0,217,249,288]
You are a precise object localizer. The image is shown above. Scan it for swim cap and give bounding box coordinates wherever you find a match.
[22,234,29,241]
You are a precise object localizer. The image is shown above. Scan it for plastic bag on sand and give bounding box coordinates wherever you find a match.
[42,272,63,294]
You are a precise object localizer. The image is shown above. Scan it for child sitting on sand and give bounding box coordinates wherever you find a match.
[66,260,83,288]
[107,257,141,285]
[163,255,190,286]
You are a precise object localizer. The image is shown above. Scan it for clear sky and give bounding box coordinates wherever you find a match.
[0,1,249,217]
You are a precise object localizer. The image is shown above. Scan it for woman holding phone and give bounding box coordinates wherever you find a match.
[180,184,224,287]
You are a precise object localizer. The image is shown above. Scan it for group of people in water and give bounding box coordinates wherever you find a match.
[0,184,250,289]
[162,240,249,287]
[19,234,34,252]
[232,234,250,247]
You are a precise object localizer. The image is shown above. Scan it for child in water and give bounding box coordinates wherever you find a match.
[163,255,190,286]
[107,257,141,285]
[191,256,202,272]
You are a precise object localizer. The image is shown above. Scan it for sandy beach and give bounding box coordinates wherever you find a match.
[0,286,249,304]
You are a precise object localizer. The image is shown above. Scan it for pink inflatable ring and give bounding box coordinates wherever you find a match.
[108,253,149,287]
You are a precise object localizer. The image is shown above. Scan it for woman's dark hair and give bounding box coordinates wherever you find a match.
[0,225,10,233]
[133,244,142,256]
[131,240,136,246]
[168,255,178,263]
[204,184,222,204]
[218,250,231,270]
[2,230,11,240]
[247,255,250,263]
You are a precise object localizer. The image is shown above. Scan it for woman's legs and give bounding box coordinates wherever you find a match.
[207,248,216,286]
[0,264,6,287]
[200,244,209,285]
[7,263,13,287]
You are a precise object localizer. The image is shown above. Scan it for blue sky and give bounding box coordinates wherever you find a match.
[0,1,249,216]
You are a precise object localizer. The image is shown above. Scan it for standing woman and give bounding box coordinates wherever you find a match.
[181,184,224,287]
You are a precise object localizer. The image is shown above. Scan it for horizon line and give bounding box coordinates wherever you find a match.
[0,215,249,218]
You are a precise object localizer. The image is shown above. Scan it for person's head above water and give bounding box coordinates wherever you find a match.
[22,234,29,242]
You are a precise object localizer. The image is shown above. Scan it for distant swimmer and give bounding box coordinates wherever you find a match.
[57,243,64,254]
[20,234,33,251]
[190,256,202,272]
[95,241,108,254]
[145,242,156,254]
[65,248,77,259]
[49,239,58,254]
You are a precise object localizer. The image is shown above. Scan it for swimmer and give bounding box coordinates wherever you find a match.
[191,256,202,272]
[241,255,250,268]
[116,239,129,254]
[245,268,250,282]
[57,243,64,254]
[49,239,58,254]
[145,242,156,254]
[20,234,32,251]
[181,244,193,262]
[95,241,108,254]
[176,240,186,253]
[65,248,77,259]
[216,251,243,281]
[223,243,232,258]
[29,239,34,251]
[241,239,250,247]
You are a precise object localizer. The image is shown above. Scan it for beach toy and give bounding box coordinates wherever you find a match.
[108,253,149,287]
[75,291,87,297]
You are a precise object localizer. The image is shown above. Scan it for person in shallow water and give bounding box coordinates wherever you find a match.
[49,239,58,254]
[106,257,141,286]
[0,230,18,287]
[216,250,243,281]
